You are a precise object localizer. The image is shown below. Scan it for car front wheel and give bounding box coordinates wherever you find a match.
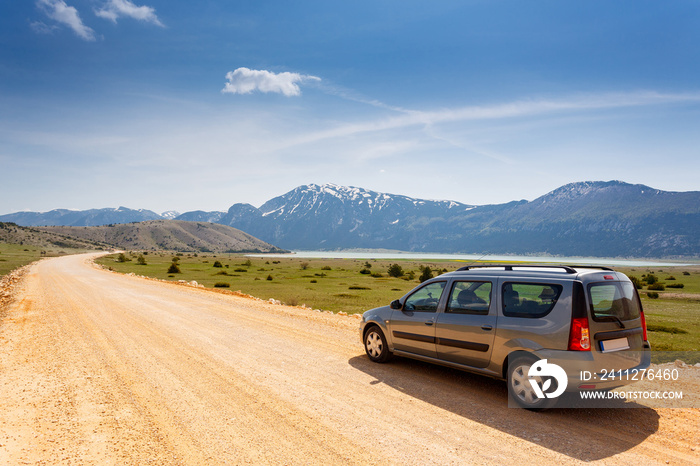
[364,326,392,363]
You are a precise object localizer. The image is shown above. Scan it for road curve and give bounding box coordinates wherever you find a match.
[0,253,697,464]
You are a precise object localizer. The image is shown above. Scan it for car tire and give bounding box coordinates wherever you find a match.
[364,326,392,363]
[507,355,558,410]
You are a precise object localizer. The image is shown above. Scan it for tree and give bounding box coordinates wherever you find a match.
[419,265,434,283]
[167,262,181,274]
[136,255,147,266]
[387,263,404,278]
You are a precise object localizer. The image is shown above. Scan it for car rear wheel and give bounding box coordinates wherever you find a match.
[364,326,392,363]
[507,355,558,410]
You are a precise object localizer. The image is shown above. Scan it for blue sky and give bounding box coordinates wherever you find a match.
[2,1,700,215]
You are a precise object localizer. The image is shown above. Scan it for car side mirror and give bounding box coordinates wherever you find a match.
[390,299,402,310]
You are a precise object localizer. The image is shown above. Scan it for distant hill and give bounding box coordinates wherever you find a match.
[36,220,287,253]
[0,207,162,227]
[0,222,109,250]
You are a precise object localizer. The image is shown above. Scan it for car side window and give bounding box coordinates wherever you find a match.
[403,282,446,312]
[446,281,492,315]
[502,282,562,318]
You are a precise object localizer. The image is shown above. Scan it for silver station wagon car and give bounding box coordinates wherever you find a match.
[360,265,651,409]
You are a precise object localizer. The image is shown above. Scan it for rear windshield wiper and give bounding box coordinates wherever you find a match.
[597,315,626,329]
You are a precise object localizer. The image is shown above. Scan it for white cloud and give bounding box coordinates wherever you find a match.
[222,68,321,97]
[29,21,58,35]
[36,0,96,41]
[95,0,163,27]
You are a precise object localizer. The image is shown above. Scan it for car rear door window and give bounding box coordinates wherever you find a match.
[446,281,492,315]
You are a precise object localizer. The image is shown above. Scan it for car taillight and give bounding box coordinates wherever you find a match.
[640,310,648,341]
[568,317,591,351]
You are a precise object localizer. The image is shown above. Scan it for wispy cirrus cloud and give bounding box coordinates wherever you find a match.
[275,90,700,151]
[36,0,96,41]
[95,0,164,27]
[222,68,321,97]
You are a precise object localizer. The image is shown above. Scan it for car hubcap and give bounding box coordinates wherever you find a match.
[366,331,383,357]
[511,363,542,405]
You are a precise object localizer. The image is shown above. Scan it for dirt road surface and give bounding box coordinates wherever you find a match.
[0,253,697,464]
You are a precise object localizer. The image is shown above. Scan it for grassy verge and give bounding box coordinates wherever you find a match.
[95,253,700,361]
[0,243,85,277]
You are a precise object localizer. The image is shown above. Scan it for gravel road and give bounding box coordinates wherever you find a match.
[0,253,697,465]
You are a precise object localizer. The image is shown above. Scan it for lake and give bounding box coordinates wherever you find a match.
[248,250,694,267]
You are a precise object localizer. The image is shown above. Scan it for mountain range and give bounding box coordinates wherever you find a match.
[2,181,699,258]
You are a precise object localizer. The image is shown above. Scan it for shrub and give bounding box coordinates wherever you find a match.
[300,262,310,270]
[387,263,404,278]
[629,275,643,289]
[371,272,383,278]
[645,274,657,285]
[321,266,332,271]
[648,283,665,291]
[214,282,230,288]
[359,268,371,275]
[172,256,180,263]
[233,268,247,272]
[213,261,223,268]
[266,274,273,281]
[136,255,147,265]
[310,279,317,283]
[242,259,252,267]
[666,283,685,289]
[116,253,129,263]
[682,271,690,276]
[665,276,676,281]
[646,291,659,299]
[167,263,181,274]
[349,286,371,290]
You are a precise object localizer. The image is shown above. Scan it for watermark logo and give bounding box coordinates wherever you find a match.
[528,359,568,399]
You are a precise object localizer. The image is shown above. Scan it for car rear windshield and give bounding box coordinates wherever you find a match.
[588,282,641,322]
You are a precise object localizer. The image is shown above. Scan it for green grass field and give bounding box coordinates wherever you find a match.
[94,253,699,362]
[0,243,62,277]
[0,243,97,277]
[95,252,444,314]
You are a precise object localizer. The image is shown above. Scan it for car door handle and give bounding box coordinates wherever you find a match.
[425,319,435,326]
[481,325,493,331]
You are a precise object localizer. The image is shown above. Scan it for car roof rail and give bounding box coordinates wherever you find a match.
[456,264,579,274]
[456,264,615,274]
[563,265,615,271]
